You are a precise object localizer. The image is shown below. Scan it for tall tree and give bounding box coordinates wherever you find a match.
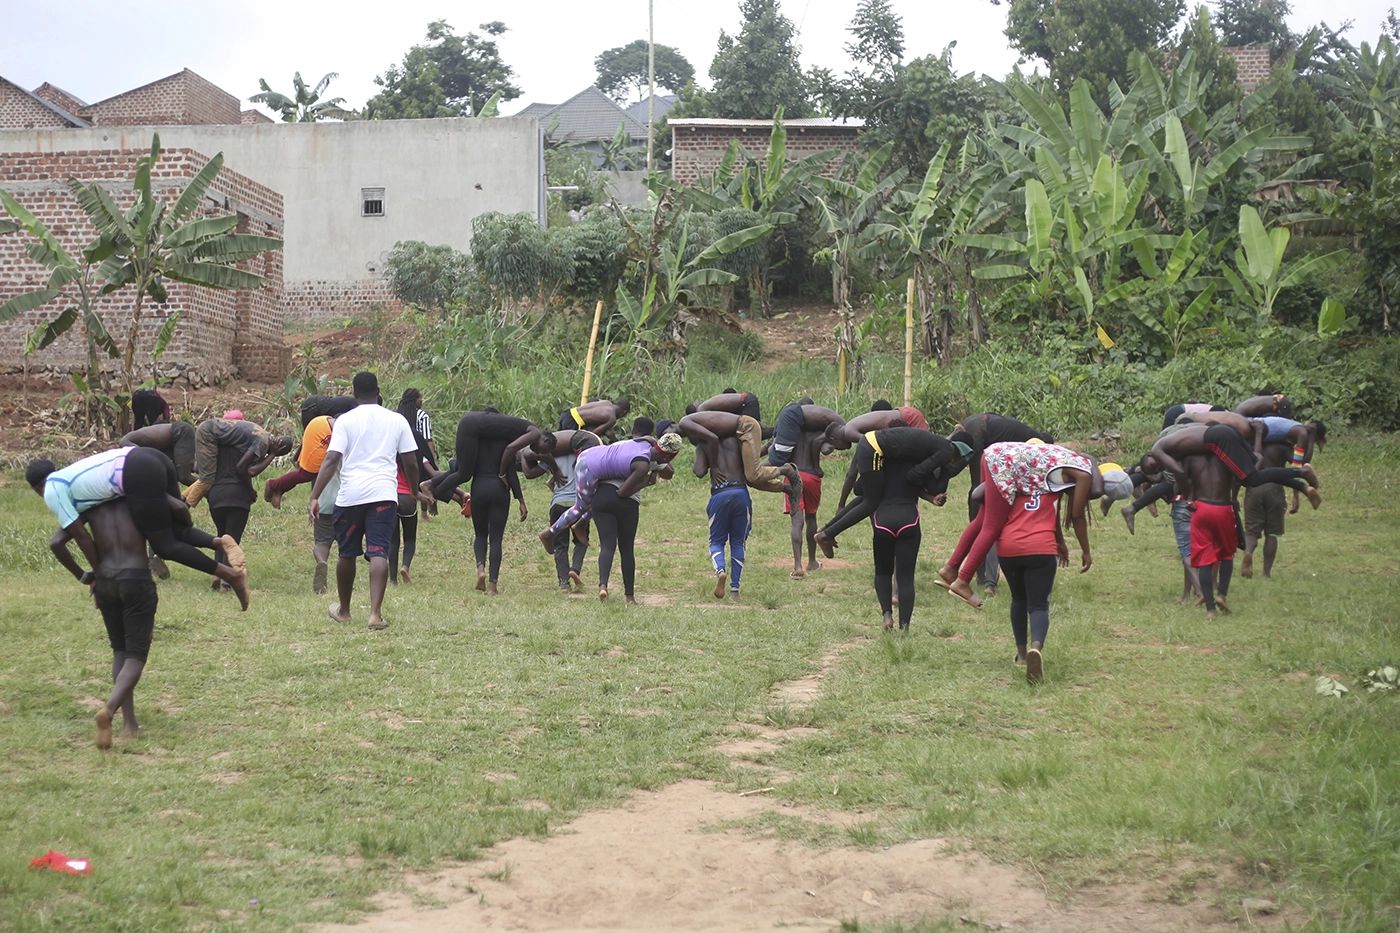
[249,72,353,122]
[845,0,905,71]
[1004,0,1186,104]
[366,21,521,120]
[708,0,813,118]
[594,41,696,103]
[1214,0,1293,49]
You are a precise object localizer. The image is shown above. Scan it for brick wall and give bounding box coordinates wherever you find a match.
[1226,46,1272,91]
[671,124,861,185]
[0,79,82,129]
[30,83,86,115]
[282,279,402,325]
[241,109,274,124]
[79,69,242,127]
[0,147,286,385]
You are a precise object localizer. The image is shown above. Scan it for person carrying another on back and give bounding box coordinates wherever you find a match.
[264,413,335,509]
[184,417,292,507]
[309,372,426,631]
[521,430,600,592]
[559,399,630,442]
[694,425,752,600]
[1241,417,1325,579]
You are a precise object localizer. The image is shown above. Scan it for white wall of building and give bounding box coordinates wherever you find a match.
[0,117,543,283]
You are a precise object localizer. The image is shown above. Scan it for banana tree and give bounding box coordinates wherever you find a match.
[1223,205,1350,323]
[811,142,907,390]
[1129,229,1219,356]
[0,134,283,427]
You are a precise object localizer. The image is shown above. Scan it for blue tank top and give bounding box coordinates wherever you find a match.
[1259,416,1299,444]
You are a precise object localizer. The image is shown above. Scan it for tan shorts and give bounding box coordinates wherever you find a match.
[1243,483,1286,537]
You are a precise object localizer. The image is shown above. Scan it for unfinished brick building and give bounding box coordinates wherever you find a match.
[668,117,864,185]
[0,147,286,384]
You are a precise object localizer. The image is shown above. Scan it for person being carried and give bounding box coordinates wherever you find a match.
[826,405,929,514]
[1234,393,1293,419]
[765,400,845,469]
[264,413,335,509]
[1150,423,1321,506]
[521,429,600,592]
[558,398,630,442]
[688,390,762,425]
[1161,401,1228,429]
[120,419,198,580]
[309,372,426,631]
[184,418,292,507]
[935,442,1106,610]
[676,410,802,512]
[28,449,250,608]
[695,429,752,599]
[590,422,676,604]
[947,413,1054,598]
[47,500,158,749]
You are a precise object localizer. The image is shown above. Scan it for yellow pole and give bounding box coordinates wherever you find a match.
[581,300,604,405]
[904,277,915,407]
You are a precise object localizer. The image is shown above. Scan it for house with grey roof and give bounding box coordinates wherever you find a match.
[516,86,646,166]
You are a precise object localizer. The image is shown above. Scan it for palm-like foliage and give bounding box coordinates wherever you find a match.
[0,134,283,425]
[249,72,354,122]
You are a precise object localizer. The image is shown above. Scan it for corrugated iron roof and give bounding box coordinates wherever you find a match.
[516,86,646,142]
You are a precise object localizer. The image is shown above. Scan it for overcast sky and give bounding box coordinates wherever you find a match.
[3,0,1393,117]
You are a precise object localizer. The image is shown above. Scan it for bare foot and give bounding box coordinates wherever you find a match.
[1025,648,1043,684]
[1099,497,1113,517]
[1014,651,1028,665]
[368,616,389,631]
[568,570,583,590]
[1216,596,1230,615]
[327,602,351,624]
[150,555,170,580]
[1241,553,1254,579]
[1121,506,1136,535]
[598,585,609,602]
[625,595,637,605]
[813,530,836,559]
[729,589,740,601]
[1146,502,1159,518]
[1205,609,1216,621]
[790,568,804,579]
[1300,463,1319,487]
[265,486,283,509]
[1195,594,1206,608]
[400,567,411,584]
[476,565,487,592]
[210,575,223,591]
[984,586,997,598]
[538,529,556,554]
[883,611,895,632]
[95,709,112,750]
[120,724,141,739]
[948,578,984,610]
[933,564,956,590]
[1305,486,1322,510]
[1176,594,1192,605]
[228,569,251,611]
[487,581,498,596]
[714,573,726,599]
[806,558,822,571]
[215,536,246,573]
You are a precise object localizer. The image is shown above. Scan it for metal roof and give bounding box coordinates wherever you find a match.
[623,94,677,125]
[516,86,646,142]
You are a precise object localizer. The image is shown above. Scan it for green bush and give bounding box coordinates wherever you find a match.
[684,323,764,373]
[383,240,486,311]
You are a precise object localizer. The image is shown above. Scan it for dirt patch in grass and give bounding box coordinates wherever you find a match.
[319,778,1280,933]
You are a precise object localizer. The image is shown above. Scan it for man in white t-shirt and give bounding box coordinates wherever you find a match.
[308,372,427,630]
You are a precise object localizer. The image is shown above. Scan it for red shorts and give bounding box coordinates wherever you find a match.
[1189,501,1237,567]
[783,471,822,515]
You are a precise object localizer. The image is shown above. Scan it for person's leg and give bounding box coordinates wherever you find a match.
[362,502,396,628]
[472,505,491,590]
[545,461,595,544]
[594,498,619,600]
[264,465,316,506]
[894,527,920,630]
[184,422,217,505]
[551,503,571,588]
[487,500,508,590]
[330,504,361,622]
[766,403,803,466]
[804,514,819,570]
[616,497,639,602]
[1172,499,1202,602]
[313,511,333,595]
[388,513,401,586]
[1000,557,1030,660]
[736,416,791,492]
[817,443,881,545]
[976,543,1000,596]
[221,508,248,543]
[1121,478,1175,534]
[1021,554,1057,683]
[1262,534,1278,577]
[708,493,729,596]
[571,519,589,579]
[93,580,129,748]
[1198,564,1218,615]
[729,491,752,597]
[949,478,1012,608]
[400,510,417,574]
[871,529,896,630]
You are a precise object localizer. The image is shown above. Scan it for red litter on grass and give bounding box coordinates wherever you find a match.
[29,850,92,874]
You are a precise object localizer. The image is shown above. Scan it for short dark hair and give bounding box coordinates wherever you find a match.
[615,398,631,413]
[1312,420,1327,443]
[352,371,379,399]
[798,397,815,406]
[684,403,698,415]
[721,388,738,394]
[872,399,893,411]
[632,416,655,437]
[26,459,56,489]
[536,430,557,453]
[482,406,501,414]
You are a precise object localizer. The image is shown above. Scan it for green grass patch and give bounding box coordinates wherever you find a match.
[0,436,1397,931]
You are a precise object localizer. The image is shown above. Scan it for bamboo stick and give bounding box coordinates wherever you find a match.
[581,300,604,405]
[904,277,915,407]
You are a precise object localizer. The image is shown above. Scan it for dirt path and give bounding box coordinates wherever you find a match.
[321,642,1281,933]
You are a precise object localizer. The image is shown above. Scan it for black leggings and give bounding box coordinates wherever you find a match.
[549,503,588,586]
[592,485,638,596]
[871,509,920,630]
[822,442,886,540]
[124,447,219,575]
[210,507,248,568]
[471,480,511,583]
[1001,554,1057,647]
[1131,478,1175,512]
[389,494,418,573]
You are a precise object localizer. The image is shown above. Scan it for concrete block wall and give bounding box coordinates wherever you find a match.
[79,70,242,127]
[1226,46,1272,91]
[282,279,402,325]
[671,125,860,185]
[0,147,285,384]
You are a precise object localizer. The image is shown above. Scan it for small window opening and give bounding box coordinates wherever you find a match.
[361,187,385,217]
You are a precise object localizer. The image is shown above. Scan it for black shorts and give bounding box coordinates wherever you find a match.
[333,501,397,561]
[169,421,196,474]
[767,403,804,466]
[737,392,761,423]
[93,570,158,662]
[1203,424,1255,481]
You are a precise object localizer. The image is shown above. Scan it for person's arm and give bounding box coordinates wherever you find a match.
[838,458,859,509]
[308,450,343,522]
[240,451,279,479]
[499,427,543,478]
[59,519,101,575]
[1298,424,1317,462]
[907,449,954,490]
[680,419,724,484]
[614,458,652,499]
[1251,420,1266,460]
[1054,502,1070,568]
[1064,472,1093,573]
[519,451,551,481]
[1151,438,1187,480]
[167,495,193,526]
[49,527,91,583]
[693,443,710,479]
[597,412,619,442]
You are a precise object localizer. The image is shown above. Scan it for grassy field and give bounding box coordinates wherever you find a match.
[1,434,1397,932]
